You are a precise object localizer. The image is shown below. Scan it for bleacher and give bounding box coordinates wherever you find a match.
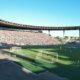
[0,30,60,45]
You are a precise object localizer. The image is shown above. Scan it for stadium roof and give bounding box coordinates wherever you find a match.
[0,19,80,30]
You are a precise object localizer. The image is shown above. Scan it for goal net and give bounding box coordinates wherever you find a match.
[10,46,22,53]
[36,50,58,63]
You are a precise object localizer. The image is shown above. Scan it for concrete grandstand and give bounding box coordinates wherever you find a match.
[0,29,60,45]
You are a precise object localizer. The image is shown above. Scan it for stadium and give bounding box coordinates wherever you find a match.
[0,19,80,80]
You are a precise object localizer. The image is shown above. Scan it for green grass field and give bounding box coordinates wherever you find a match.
[4,44,80,80]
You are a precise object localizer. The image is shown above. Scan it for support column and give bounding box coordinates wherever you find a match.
[63,30,65,37]
[48,30,51,36]
[79,29,80,38]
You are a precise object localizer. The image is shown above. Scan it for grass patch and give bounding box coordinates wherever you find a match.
[3,44,80,80]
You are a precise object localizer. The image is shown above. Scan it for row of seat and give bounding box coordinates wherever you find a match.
[0,30,60,45]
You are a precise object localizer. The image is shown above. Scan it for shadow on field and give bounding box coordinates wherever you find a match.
[0,59,36,80]
[20,45,80,80]
[37,61,80,80]
[1,44,80,80]
[44,46,80,80]
[1,50,37,64]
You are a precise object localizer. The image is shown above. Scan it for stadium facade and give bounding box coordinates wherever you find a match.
[0,19,80,37]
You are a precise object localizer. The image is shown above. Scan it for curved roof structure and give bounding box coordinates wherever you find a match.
[0,19,80,30]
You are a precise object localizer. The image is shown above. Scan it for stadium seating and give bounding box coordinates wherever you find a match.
[0,30,60,45]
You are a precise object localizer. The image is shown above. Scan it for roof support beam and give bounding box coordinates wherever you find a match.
[0,19,80,30]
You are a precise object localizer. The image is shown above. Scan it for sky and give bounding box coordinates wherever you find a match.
[0,0,80,37]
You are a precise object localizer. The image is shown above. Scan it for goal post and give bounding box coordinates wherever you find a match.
[36,50,58,63]
[10,46,22,53]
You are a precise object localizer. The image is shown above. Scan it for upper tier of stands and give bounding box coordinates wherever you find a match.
[0,19,80,30]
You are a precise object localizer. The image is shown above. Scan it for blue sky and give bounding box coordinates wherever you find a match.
[0,0,80,37]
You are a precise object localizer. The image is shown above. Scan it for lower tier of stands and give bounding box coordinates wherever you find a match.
[0,30,60,45]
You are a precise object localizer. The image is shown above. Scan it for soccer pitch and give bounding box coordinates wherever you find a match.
[4,44,80,80]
